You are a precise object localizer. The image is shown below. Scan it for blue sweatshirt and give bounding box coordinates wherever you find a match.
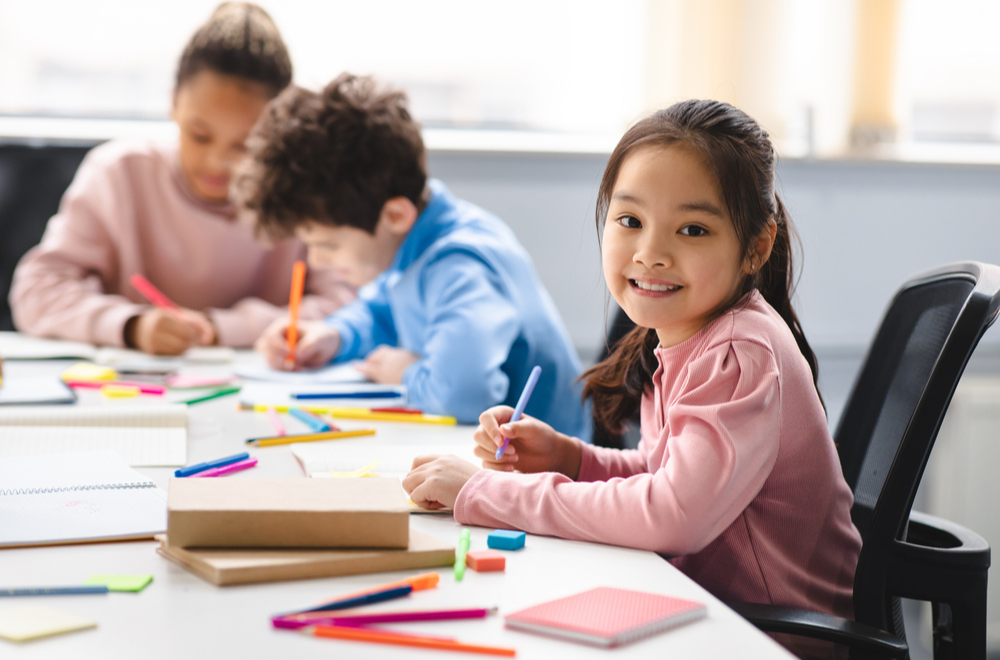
[325,180,589,439]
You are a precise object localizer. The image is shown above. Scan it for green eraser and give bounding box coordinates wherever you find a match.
[83,574,153,593]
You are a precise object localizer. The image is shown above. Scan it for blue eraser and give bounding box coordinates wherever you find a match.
[487,529,526,550]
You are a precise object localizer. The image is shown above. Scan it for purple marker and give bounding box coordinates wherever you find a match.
[496,366,541,460]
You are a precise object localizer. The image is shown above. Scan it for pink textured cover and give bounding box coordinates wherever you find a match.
[505,587,706,647]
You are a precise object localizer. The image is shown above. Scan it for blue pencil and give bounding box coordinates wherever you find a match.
[291,391,403,400]
[288,407,331,432]
[1,586,109,597]
[175,451,250,478]
[496,365,542,460]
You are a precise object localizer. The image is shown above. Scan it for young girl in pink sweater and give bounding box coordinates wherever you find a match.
[10,3,354,354]
[404,100,862,632]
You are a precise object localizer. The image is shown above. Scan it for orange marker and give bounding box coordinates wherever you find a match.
[311,624,517,657]
[285,260,307,368]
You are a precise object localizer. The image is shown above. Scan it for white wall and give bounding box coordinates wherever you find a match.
[428,150,1000,364]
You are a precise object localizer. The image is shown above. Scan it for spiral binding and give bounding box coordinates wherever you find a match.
[0,481,157,496]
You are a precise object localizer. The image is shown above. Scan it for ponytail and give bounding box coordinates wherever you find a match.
[753,195,823,406]
[582,325,659,436]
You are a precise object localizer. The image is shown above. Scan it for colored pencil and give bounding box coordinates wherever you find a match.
[266,407,286,436]
[246,428,375,447]
[175,451,250,477]
[1,586,109,597]
[285,260,306,368]
[130,273,183,319]
[311,624,517,657]
[496,365,542,459]
[189,457,257,478]
[279,607,495,629]
[181,385,241,405]
[247,404,456,425]
[65,380,166,395]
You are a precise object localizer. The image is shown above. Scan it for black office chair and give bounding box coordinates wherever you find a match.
[731,261,1000,659]
[0,141,98,331]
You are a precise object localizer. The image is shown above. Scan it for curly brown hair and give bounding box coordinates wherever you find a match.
[235,73,427,237]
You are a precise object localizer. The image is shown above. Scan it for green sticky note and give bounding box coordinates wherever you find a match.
[83,574,153,593]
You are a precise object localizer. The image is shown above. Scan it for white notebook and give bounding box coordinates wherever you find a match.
[0,332,97,360]
[0,450,167,548]
[0,405,187,466]
[291,442,478,479]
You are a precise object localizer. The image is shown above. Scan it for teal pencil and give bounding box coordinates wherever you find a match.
[181,385,241,405]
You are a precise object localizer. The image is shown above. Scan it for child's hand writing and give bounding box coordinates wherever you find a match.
[474,406,583,479]
[355,346,419,384]
[127,308,213,355]
[255,318,340,370]
[402,454,481,510]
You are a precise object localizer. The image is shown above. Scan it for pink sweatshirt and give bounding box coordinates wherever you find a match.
[455,291,861,618]
[10,140,356,347]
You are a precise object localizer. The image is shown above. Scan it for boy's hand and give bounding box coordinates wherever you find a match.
[402,454,481,510]
[473,406,583,479]
[355,345,419,384]
[129,308,209,356]
[255,318,340,370]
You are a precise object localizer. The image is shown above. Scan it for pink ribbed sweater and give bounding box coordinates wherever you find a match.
[455,291,861,617]
[10,140,356,347]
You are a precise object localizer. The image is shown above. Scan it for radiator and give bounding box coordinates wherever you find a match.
[923,375,1000,651]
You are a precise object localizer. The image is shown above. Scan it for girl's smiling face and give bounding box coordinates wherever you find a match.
[602,144,750,348]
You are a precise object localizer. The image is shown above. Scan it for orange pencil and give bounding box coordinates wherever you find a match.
[285,260,307,368]
[311,624,517,657]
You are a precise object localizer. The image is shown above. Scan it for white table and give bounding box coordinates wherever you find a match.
[0,353,795,659]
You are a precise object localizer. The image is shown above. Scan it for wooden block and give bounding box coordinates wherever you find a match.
[466,549,505,572]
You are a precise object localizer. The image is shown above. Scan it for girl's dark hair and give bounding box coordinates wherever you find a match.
[582,99,821,436]
[236,73,427,237]
[175,2,292,97]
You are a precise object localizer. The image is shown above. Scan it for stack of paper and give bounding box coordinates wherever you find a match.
[0,404,187,466]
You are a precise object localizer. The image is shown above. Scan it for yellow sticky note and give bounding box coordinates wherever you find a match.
[0,605,96,642]
[329,461,380,478]
[101,384,140,398]
[61,362,117,383]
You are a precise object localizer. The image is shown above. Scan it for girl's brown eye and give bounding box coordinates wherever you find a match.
[680,225,708,237]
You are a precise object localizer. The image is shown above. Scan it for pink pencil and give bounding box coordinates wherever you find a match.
[274,607,496,629]
[190,457,258,478]
[65,380,166,395]
[131,274,182,317]
[266,407,286,436]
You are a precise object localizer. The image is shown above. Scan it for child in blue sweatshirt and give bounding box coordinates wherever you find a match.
[240,73,588,438]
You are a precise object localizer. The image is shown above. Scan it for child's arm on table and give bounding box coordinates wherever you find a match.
[406,343,782,556]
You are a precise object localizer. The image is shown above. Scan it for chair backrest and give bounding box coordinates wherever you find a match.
[833,262,1000,633]
[0,142,97,331]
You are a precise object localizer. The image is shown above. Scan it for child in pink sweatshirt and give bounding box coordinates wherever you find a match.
[9,3,354,354]
[403,101,862,646]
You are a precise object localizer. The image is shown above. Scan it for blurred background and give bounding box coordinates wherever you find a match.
[2,3,1000,656]
[3,0,1000,154]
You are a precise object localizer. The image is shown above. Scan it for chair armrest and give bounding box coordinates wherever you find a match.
[906,510,990,559]
[726,601,908,658]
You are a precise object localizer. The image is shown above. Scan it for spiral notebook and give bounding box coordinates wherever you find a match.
[504,587,707,647]
[0,450,167,548]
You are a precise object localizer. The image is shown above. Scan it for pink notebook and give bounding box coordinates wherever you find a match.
[504,586,706,647]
